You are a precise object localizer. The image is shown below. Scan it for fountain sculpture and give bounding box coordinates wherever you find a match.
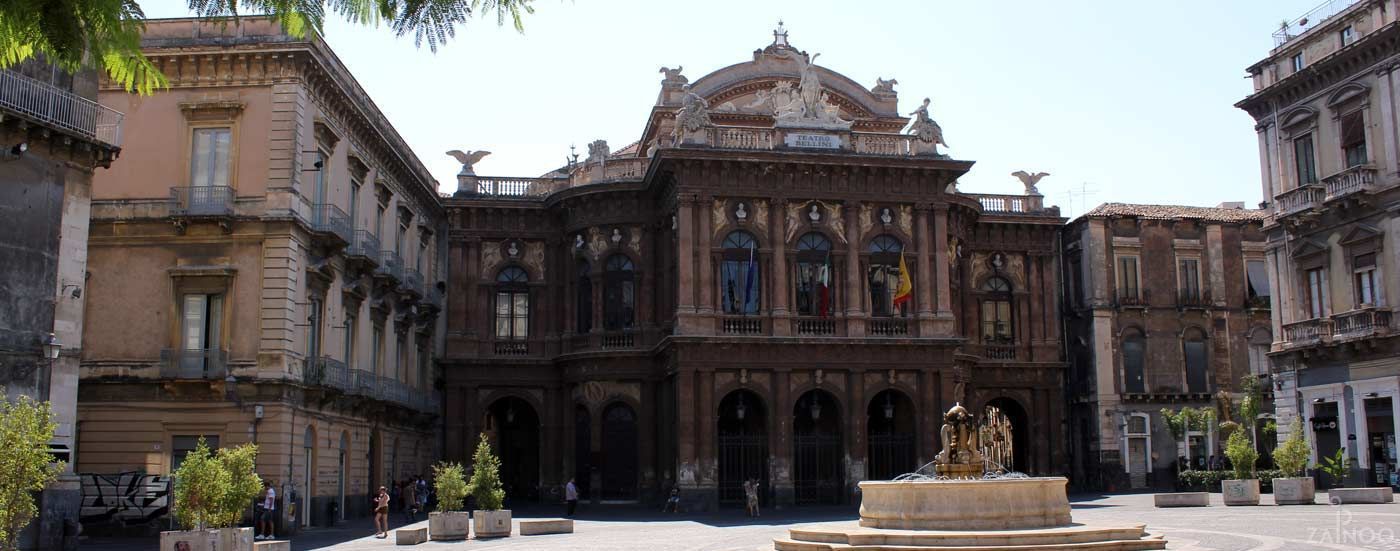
[774,402,1167,550]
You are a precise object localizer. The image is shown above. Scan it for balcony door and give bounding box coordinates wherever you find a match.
[180,293,223,376]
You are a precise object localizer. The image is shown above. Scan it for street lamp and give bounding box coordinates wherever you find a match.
[42,333,61,360]
[735,394,747,421]
[883,393,895,420]
[809,396,821,421]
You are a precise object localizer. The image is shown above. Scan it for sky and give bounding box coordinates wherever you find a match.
[137,0,1332,217]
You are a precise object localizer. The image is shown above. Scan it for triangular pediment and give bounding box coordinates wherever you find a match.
[1290,238,1329,259]
[1339,223,1383,246]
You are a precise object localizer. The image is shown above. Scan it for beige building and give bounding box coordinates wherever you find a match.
[1238,0,1400,486]
[78,18,445,531]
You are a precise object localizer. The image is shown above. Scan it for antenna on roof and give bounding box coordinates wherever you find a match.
[1060,182,1099,218]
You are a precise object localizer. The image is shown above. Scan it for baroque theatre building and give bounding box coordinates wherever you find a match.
[441,29,1068,509]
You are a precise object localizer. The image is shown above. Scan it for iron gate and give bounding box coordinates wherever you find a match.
[718,433,767,505]
[600,406,638,500]
[794,433,843,504]
[867,433,915,480]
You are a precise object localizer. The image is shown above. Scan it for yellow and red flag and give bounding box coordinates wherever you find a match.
[892,252,913,308]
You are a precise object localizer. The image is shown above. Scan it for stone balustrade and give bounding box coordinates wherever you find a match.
[1323,164,1377,201]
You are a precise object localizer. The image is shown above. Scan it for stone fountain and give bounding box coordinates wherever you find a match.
[774,403,1166,551]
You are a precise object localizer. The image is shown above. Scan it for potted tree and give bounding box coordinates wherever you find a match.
[164,439,260,551]
[1271,418,1315,505]
[468,434,511,538]
[1319,449,1351,490]
[429,462,471,540]
[1222,428,1260,505]
[0,392,65,551]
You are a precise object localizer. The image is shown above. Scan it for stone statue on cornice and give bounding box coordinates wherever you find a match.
[672,85,713,142]
[446,150,490,175]
[774,52,852,130]
[906,98,948,157]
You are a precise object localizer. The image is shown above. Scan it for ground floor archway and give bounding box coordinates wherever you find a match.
[573,404,592,500]
[793,389,843,504]
[985,397,1029,474]
[488,396,540,502]
[601,402,639,501]
[717,389,767,506]
[867,389,916,480]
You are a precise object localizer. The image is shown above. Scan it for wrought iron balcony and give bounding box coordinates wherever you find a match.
[303,356,350,392]
[1273,184,1325,219]
[309,203,352,245]
[1332,307,1393,341]
[1272,0,1361,47]
[1116,288,1149,308]
[0,68,124,147]
[1323,165,1377,201]
[347,230,381,265]
[159,348,229,379]
[351,368,378,398]
[1177,289,1211,309]
[400,268,424,296]
[493,339,530,356]
[376,250,404,281]
[170,186,235,217]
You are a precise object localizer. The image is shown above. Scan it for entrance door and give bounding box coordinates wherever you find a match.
[1128,437,1149,489]
[867,390,916,480]
[490,397,541,502]
[573,405,592,500]
[717,390,767,506]
[302,446,313,526]
[338,432,347,521]
[600,403,639,501]
[793,390,843,505]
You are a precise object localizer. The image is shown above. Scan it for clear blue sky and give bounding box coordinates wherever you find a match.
[138,0,1328,217]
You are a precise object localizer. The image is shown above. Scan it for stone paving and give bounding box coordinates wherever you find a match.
[84,492,1400,550]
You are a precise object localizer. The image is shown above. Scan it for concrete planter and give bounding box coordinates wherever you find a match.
[473,509,512,538]
[1222,479,1260,506]
[159,527,253,551]
[429,511,470,541]
[1272,477,1316,505]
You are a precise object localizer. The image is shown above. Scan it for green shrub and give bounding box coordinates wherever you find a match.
[467,434,505,511]
[1225,428,1259,480]
[171,439,262,530]
[1177,469,1284,492]
[0,392,64,550]
[1272,418,1310,477]
[433,462,468,512]
[1319,449,1350,485]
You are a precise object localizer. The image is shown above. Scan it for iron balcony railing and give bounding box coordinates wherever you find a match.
[171,185,235,217]
[1116,288,1149,307]
[1273,0,1361,46]
[0,68,124,147]
[351,368,378,398]
[347,230,381,262]
[377,251,404,281]
[401,268,423,295]
[159,348,229,379]
[309,203,352,244]
[303,356,351,392]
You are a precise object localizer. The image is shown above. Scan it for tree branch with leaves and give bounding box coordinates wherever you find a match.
[0,391,64,551]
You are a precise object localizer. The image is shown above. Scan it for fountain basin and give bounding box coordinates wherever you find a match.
[858,477,1071,530]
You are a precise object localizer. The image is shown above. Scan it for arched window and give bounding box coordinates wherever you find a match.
[980,277,1013,344]
[1183,328,1208,393]
[721,231,760,314]
[1122,329,1146,393]
[576,260,592,334]
[795,232,834,317]
[604,255,636,330]
[495,266,529,339]
[868,235,905,317]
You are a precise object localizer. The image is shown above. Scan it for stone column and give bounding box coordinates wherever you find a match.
[676,368,698,496]
[847,370,866,496]
[932,206,955,333]
[1028,253,1043,348]
[562,383,576,483]
[640,380,657,501]
[464,239,480,339]
[771,199,791,335]
[697,369,717,509]
[698,197,715,318]
[843,203,864,336]
[772,369,794,507]
[676,198,700,335]
[1376,64,1399,177]
[914,205,934,336]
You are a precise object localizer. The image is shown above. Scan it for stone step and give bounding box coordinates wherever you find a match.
[788,524,1152,547]
[774,533,1166,551]
[1152,492,1210,507]
[395,527,427,545]
[254,541,291,551]
[520,518,574,535]
[1327,487,1394,504]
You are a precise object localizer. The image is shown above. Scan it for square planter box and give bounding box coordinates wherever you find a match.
[429,511,470,541]
[473,509,512,538]
[160,527,254,551]
[1222,479,1260,506]
[1273,477,1316,505]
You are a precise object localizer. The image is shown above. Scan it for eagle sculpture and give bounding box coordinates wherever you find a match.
[1011,171,1050,195]
[446,150,491,175]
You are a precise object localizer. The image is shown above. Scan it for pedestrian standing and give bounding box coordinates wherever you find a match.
[564,478,579,517]
[744,478,760,518]
[256,481,277,540]
[402,477,419,524]
[373,486,390,538]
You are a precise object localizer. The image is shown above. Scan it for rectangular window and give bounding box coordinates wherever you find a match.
[396,334,407,381]
[344,312,356,366]
[1246,260,1271,306]
[1340,26,1355,46]
[306,297,323,359]
[1178,258,1201,302]
[180,293,222,376]
[372,325,384,375]
[1293,134,1317,184]
[172,435,219,472]
[190,127,232,188]
[1117,256,1140,299]
[349,177,362,230]
[1291,52,1304,72]
[1306,267,1330,319]
[980,300,1012,343]
[1341,110,1368,168]
[312,150,328,204]
[495,292,530,339]
[1184,339,1209,393]
[1354,252,1378,307]
[416,342,428,391]
[376,204,386,240]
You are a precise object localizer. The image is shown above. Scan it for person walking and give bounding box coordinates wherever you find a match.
[256,481,277,540]
[744,478,760,518]
[564,478,579,517]
[373,486,390,538]
[402,477,419,524]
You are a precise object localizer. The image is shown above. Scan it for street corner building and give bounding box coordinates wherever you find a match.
[1060,203,1273,492]
[439,26,1069,510]
[1236,0,1400,488]
[75,18,446,535]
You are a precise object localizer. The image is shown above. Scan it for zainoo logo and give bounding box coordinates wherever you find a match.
[1306,498,1400,547]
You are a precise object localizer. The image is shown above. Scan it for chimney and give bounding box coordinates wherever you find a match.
[1215,201,1245,210]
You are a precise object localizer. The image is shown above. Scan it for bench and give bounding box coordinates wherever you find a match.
[1153,492,1210,507]
[519,518,574,535]
[254,541,291,551]
[396,527,428,545]
[1329,487,1394,504]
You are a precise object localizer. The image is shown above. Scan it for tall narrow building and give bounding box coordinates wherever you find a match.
[1237,0,1400,487]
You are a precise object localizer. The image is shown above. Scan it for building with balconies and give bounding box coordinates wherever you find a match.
[1060,203,1271,491]
[440,26,1067,510]
[1,59,122,551]
[75,18,445,532]
[1238,0,1400,488]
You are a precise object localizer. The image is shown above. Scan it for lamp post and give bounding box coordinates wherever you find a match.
[39,333,60,401]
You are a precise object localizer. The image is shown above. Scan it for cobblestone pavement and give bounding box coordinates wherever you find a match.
[83,492,1400,550]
